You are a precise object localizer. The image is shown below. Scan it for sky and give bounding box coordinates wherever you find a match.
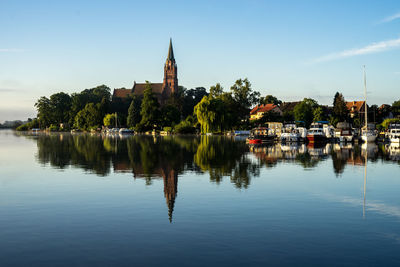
[0,0,399,122]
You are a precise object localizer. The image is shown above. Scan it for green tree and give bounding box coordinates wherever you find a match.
[294,98,317,127]
[217,92,237,130]
[49,92,72,123]
[259,111,282,124]
[160,104,181,127]
[35,96,52,127]
[194,95,225,133]
[230,78,260,122]
[260,95,282,106]
[103,113,117,127]
[392,100,400,116]
[127,96,142,128]
[74,103,102,130]
[139,81,160,130]
[182,87,208,118]
[333,92,348,122]
[209,83,224,97]
[313,106,325,122]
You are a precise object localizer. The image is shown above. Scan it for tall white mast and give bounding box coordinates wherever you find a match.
[363,65,368,129]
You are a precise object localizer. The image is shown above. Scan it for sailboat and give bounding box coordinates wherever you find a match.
[361,66,377,143]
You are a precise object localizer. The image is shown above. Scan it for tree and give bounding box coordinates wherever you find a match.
[217,92,238,130]
[35,96,53,127]
[194,95,225,133]
[259,111,282,124]
[139,81,160,130]
[313,106,325,122]
[127,96,142,128]
[74,103,102,130]
[392,100,400,116]
[333,92,348,122]
[260,95,282,106]
[160,104,181,127]
[230,78,260,122]
[49,92,72,123]
[294,98,317,127]
[182,87,208,118]
[103,113,117,127]
[209,83,224,97]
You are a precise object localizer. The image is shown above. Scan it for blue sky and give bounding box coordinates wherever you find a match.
[0,0,399,122]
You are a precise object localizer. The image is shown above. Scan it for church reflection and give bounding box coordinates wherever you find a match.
[19,132,400,221]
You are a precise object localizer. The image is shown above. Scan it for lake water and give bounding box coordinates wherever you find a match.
[0,130,400,266]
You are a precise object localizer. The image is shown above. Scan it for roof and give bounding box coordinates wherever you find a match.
[379,104,391,109]
[346,101,365,112]
[132,83,164,95]
[113,88,132,98]
[250,104,278,114]
[280,101,300,112]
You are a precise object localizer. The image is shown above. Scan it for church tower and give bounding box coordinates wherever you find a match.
[163,39,178,95]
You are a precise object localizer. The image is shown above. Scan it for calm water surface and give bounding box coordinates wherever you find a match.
[0,130,400,266]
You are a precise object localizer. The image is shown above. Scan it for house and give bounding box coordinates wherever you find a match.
[346,101,366,118]
[280,101,300,113]
[250,104,283,121]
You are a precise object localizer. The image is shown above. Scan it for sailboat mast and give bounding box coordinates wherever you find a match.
[363,65,368,128]
[363,151,367,218]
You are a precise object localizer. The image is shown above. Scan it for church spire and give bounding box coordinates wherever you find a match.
[167,38,175,62]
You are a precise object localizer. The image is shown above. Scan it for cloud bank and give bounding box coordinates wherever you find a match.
[313,37,400,63]
[381,12,400,23]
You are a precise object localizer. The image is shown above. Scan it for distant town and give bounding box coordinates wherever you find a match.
[2,39,399,137]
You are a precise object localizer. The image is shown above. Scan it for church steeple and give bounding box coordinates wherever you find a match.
[163,38,178,98]
[167,38,175,62]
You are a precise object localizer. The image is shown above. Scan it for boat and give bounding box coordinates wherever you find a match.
[306,122,327,143]
[119,128,134,135]
[335,122,353,143]
[361,66,377,143]
[280,123,302,143]
[388,123,400,143]
[247,127,276,144]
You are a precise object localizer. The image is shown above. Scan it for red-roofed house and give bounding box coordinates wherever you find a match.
[346,101,366,118]
[250,104,282,121]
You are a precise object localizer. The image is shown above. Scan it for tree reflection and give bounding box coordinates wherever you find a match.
[23,132,400,221]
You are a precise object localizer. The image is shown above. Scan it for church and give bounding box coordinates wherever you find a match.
[112,39,178,105]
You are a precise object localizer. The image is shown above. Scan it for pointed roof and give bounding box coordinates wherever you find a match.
[167,38,175,61]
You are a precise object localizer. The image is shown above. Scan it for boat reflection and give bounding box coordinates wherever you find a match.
[15,132,400,221]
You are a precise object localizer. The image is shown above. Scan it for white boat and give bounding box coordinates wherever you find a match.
[388,123,400,143]
[307,123,327,142]
[280,123,300,143]
[361,127,376,143]
[335,122,353,143]
[360,66,376,143]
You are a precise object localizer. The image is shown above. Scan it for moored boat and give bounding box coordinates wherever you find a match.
[247,127,276,144]
[306,122,326,143]
[360,66,377,143]
[335,122,353,143]
[388,123,400,143]
[280,123,300,143]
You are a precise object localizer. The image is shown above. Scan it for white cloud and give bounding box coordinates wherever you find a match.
[0,48,25,52]
[312,37,400,63]
[381,12,400,23]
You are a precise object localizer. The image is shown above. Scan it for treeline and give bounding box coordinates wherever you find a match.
[18,79,400,132]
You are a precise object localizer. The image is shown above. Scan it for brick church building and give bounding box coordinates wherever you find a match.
[112,39,178,105]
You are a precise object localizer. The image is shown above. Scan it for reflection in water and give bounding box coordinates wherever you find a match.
[18,132,400,221]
